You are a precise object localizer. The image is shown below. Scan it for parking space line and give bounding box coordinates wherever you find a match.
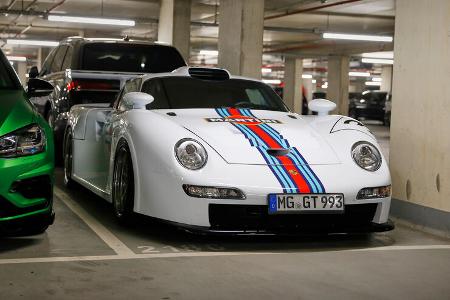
[347,244,450,252]
[1,244,450,265]
[54,187,134,256]
[0,252,273,265]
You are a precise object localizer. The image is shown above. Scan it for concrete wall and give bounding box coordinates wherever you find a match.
[390,0,450,212]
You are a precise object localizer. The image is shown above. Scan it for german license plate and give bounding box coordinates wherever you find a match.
[268,194,344,214]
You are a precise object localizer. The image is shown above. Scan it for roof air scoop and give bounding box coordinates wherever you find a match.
[188,67,230,81]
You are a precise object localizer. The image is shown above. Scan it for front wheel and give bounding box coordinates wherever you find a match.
[112,141,135,223]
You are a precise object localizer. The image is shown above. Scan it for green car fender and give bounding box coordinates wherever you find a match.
[0,89,54,224]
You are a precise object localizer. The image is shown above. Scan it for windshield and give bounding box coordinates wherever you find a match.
[82,43,186,73]
[0,55,20,90]
[142,77,289,112]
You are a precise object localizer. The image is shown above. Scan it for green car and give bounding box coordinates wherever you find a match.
[0,50,55,235]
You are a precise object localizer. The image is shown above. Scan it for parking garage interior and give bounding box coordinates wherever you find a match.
[1,0,450,299]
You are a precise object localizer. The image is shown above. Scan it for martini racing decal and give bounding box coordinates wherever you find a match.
[215,108,325,194]
[206,117,281,125]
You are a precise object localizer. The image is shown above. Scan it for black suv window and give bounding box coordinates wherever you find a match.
[82,43,186,73]
[50,46,68,73]
[61,46,73,71]
[40,47,58,76]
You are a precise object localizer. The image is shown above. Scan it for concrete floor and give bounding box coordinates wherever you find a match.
[1,124,450,299]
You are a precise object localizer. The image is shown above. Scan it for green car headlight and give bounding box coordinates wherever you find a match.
[0,124,46,158]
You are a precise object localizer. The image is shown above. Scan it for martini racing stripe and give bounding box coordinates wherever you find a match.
[222,107,311,193]
[216,108,297,193]
[216,108,325,194]
[239,108,325,193]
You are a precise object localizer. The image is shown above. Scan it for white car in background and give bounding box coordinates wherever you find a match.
[63,67,394,234]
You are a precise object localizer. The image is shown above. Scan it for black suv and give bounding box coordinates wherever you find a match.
[29,37,186,159]
[348,91,391,125]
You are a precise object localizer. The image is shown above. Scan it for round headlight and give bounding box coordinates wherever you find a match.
[175,138,208,170]
[351,141,382,172]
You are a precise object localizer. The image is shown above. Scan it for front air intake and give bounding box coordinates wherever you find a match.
[188,67,230,81]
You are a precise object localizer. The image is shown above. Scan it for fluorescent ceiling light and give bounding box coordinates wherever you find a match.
[362,58,394,65]
[302,74,313,79]
[323,32,393,42]
[261,68,272,73]
[362,51,394,59]
[48,15,135,26]
[349,71,370,77]
[7,39,59,47]
[199,50,218,56]
[262,79,281,85]
[372,77,382,82]
[365,81,382,86]
[7,55,26,62]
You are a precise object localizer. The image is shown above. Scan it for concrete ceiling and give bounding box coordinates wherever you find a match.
[0,0,395,80]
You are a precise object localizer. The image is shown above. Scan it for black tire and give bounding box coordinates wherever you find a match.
[63,128,75,188]
[112,140,135,223]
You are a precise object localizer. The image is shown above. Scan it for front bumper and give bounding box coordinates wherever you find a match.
[0,209,54,235]
[174,204,394,235]
[0,149,54,225]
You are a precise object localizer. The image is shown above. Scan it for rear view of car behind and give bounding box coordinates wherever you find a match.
[29,37,187,161]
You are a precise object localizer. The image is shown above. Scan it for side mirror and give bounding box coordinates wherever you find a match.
[121,92,154,110]
[27,78,54,98]
[308,98,336,116]
[29,66,39,79]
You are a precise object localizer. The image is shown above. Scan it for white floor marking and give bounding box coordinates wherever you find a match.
[0,245,450,265]
[347,244,450,252]
[54,187,134,256]
[1,245,450,265]
[0,251,273,265]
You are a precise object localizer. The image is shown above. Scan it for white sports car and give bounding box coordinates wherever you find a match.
[64,67,394,234]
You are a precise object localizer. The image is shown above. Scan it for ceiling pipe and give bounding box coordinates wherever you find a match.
[5,0,17,10]
[1,0,67,46]
[265,0,363,20]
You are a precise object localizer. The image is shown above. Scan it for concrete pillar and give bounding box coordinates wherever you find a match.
[283,57,303,113]
[158,0,192,60]
[380,65,393,93]
[17,61,27,87]
[327,55,349,115]
[390,0,450,219]
[218,0,264,79]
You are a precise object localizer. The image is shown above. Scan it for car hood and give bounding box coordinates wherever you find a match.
[155,109,340,166]
[0,90,34,136]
